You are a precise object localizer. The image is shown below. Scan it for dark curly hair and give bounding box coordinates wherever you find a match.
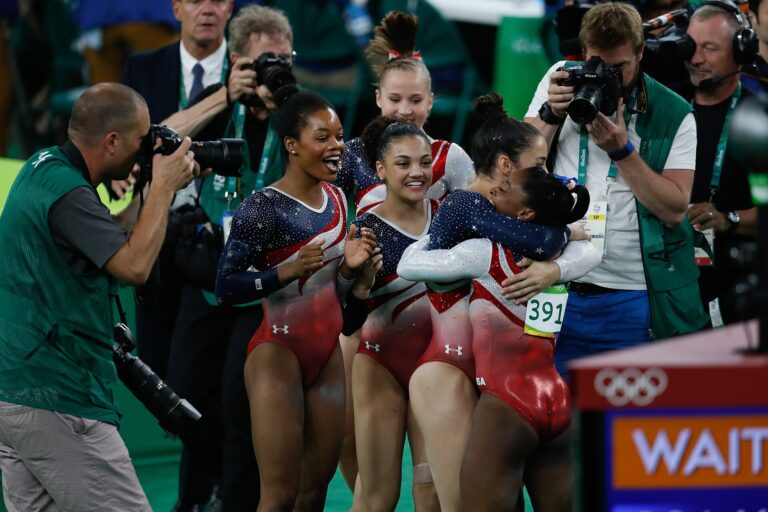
[519,165,590,226]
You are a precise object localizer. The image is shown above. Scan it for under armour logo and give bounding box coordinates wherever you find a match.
[272,324,289,334]
[364,341,381,352]
[32,151,52,168]
[444,345,463,356]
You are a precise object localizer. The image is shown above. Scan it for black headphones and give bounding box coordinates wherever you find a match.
[699,0,759,66]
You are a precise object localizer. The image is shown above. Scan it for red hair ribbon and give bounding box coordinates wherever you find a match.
[388,50,423,61]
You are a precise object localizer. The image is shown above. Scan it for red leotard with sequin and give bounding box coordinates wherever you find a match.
[471,242,571,440]
[217,182,347,388]
[353,200,438,390]
[416,189,569,383]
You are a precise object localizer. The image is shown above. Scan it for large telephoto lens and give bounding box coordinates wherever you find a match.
[191,139,245,177]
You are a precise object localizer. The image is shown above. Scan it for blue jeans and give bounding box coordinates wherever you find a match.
[555,290,651,379]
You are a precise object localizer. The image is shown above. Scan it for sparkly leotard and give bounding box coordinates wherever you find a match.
[352,200,439,390]
[216,182,347,387]
[412,189,568,381]
[335,137,474,215]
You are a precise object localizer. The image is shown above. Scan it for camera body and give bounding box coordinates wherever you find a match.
[137,124,245,183]
[643,11,696,98]
[241,52,299,108]
[558,56,623,125]
[112,323,201,435]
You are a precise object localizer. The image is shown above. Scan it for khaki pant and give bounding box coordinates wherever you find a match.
[0,401,151,512]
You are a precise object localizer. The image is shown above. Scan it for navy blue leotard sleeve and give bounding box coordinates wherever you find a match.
[334,137,362,199]
[215,192,284,305]
[427,189,567,260]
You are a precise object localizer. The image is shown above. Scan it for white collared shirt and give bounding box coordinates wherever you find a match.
[179,39,227,101]
[526,61,697,290]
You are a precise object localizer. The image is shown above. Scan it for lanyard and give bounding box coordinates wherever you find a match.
[692,83,741,202]
[222,104,277,207]
[576,98,635,186]
[178,59,229,110]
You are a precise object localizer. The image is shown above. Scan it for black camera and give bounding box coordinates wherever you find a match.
[113,322,201,435]
[558,56,623,125]
[642,9,696,98]
[241,52,299,108]
[138,124,245,183]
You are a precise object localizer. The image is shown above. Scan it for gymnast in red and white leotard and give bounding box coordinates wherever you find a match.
[398,92,599,512]
[399,164,599,511]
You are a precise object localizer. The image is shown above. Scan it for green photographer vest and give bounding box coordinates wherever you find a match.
[0,147,119,424]
[633,74,710,339]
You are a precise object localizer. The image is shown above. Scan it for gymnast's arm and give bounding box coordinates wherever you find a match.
[397,236,492,282]
[215,195,284,305]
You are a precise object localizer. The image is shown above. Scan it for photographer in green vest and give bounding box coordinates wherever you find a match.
[525,2,709,379]
[0,82,198,510]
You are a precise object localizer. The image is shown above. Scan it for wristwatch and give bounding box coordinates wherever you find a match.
[538,101,566,125]
[726,210,740,232]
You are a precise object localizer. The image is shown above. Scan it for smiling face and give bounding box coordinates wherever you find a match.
[375,69,434,129]
[686,14,740,88]
[375,134,433,206]
[286,107,344,182]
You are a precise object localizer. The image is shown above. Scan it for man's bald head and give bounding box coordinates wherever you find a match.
[68,83,149,147]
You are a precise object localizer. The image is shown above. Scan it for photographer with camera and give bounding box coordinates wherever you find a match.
[686,0,759,326]
[126,5,296,511]
[0,83,198,511]
[120,3,293,510]
[525,1,708,378]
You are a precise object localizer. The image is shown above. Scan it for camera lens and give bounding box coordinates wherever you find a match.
[190,139,245,177]
[569,84,602,124]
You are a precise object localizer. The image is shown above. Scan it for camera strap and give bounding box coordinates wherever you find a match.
[691,83,741,203]
[231,103,277,193]
[112,292,129,326]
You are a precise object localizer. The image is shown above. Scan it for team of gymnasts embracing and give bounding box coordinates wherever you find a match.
[214,11,599,512]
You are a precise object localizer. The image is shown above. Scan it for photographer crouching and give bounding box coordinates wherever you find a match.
[0,83,201,511]
[525,2,709,379]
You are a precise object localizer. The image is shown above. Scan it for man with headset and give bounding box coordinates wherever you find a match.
[685,0,759,326]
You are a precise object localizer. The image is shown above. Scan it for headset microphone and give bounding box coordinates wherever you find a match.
[697,69,741,90]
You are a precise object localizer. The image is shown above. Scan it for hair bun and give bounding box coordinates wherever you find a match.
[474,92,508,120]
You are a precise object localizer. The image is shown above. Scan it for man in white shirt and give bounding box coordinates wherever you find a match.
[525,1,708,378]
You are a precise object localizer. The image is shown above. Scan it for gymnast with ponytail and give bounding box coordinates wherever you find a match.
[332,11,475,501]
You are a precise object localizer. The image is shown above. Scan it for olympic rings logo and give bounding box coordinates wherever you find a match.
[593,367,668,407]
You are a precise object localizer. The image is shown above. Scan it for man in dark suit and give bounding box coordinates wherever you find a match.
[122,1,234,511]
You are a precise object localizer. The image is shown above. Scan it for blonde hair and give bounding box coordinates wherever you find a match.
[367,11,432,90]
[579,2,644,53]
